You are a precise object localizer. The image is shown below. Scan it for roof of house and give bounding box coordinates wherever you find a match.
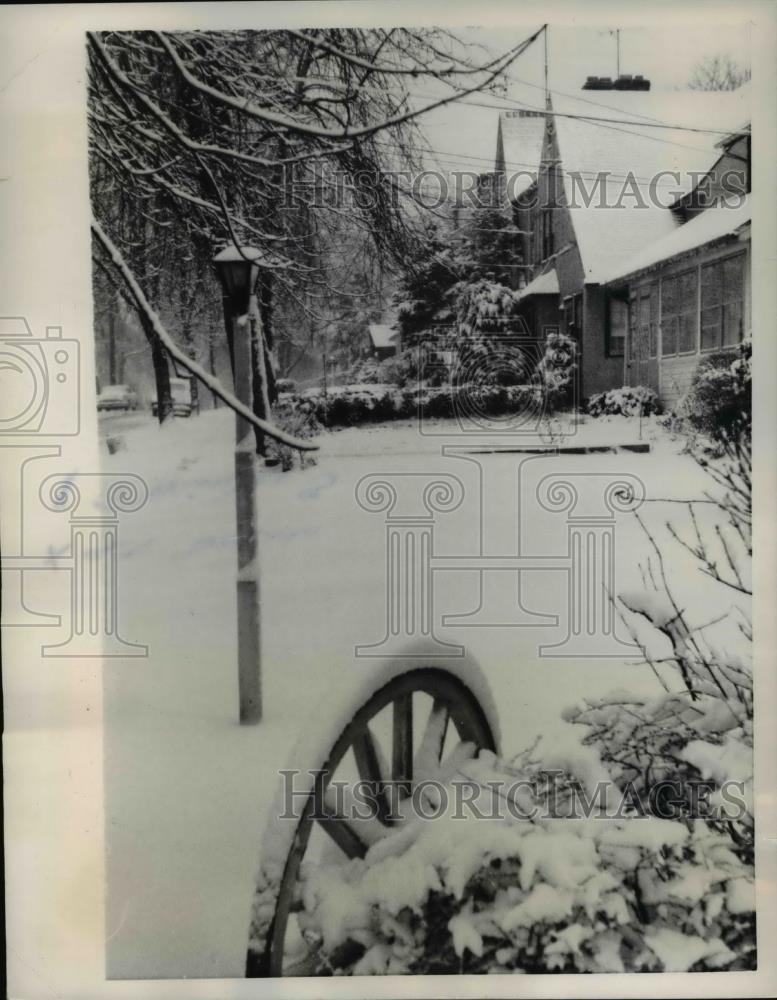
[368,324,398,349]
[517,268,559,299]
[550,85,750,283]
[497,112,546,197]
[604,195,751,284]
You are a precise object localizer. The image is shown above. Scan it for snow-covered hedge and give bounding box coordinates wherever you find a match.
[289,771,755,975]
[285,383,541,428]
[587,386,661,418]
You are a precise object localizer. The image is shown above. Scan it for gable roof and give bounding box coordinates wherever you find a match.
[550,85,750,283]
[368,324,397,349]
[517,268,559,299]
[496,112,546,197]
[604,195,751,284]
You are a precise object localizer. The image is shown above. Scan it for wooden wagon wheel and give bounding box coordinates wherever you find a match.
[246,666,497,977]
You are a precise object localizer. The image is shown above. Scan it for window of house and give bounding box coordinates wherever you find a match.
[607,298,627,357]
[661,270,697,356]
[628,284,658,361]
[700,253,745,351]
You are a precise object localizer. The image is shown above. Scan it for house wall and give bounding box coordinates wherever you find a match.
[373,345,397,361]
[581,286,625,398]
[506,115,751,408]
[618,234,750,410]
[518,295,564,341]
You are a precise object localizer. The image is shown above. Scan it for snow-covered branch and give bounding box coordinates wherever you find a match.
[92,217,318,451]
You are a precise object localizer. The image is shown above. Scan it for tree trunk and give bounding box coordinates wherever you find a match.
[208,333,219,408]
[108,305,118,383]
[142,316,173,423]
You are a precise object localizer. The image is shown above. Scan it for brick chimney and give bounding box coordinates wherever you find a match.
[582,74,650,91]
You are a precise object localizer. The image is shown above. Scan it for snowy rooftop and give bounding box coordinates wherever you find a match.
[517,267,559,300]
[551,85,750,283]
[604,195,751,284]
[368,324,398,349]
[497,112,546,197]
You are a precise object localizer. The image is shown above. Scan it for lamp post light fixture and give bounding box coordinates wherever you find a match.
[214,245,263,316]
[214,244,267,725]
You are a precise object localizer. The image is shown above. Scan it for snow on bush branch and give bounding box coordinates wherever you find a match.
[272,429,755,975]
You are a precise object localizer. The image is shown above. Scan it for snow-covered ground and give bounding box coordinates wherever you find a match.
[103,409,724,978]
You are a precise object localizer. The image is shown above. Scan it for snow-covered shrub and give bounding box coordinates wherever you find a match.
[343,358,386,385]
[680,339,751,441]
[254,436,754,975]
[587,386,661,418]
[266,397,321,470]
[288,770,754,976]
[566,432,753,861]
[380,347,448,389]
[275,377,297,394]
[536,331,577,410]
[456,279,524,338]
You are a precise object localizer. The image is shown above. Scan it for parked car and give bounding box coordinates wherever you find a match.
[97,384,139,412]
[151,377,193,417]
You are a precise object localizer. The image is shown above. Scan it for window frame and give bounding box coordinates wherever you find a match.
[628,282,658,362]
[606,295,628,358]
[660,267,698,358]
[699,250,746,353]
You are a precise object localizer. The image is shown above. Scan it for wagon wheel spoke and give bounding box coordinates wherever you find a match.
[315,791,368,860]
[392,693,413,799]
[352,725,394,825]
[413,698,450,778]
[253,668,497,977]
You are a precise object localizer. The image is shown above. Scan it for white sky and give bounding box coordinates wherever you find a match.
[419,23,752,175]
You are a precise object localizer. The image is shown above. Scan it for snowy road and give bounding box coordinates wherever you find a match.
[98,409,154,437]
[103,410,717,978]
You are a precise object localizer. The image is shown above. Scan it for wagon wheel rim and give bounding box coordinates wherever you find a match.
[250,667,496,978]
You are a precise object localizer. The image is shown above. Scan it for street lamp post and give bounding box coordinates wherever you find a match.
[214,245,265,724]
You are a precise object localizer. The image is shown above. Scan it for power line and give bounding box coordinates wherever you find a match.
[406,85,744,160]
[372,138,726,192]
[434,90,747,137]
[503,68,686,128]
